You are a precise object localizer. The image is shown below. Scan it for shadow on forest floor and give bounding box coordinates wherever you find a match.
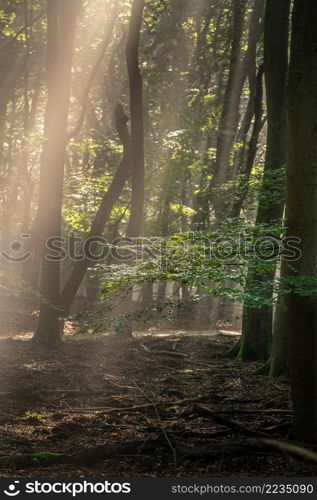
[0,320,315,477]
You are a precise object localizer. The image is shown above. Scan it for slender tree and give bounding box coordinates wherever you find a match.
[230,64,265,218]
[126,0,145,238]
[61,104,132,315]
[117,0,145,336]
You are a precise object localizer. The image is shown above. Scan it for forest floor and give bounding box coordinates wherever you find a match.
[0,302,316,477]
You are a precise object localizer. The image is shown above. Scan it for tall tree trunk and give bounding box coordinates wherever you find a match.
[211,0,264,221]
[33,0,81,347]
[22,5,119,291]
[0,48,22,166]
[219,65,265,329]
[118,0,145,337]
[126,0,145,238]
[286,0,317,445]
[238,0,290,362]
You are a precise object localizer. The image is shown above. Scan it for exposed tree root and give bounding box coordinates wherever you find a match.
[226,338,241,358]
[247,439,317,464]
[252,359,271,376]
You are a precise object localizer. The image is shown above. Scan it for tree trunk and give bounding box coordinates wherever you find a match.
[286,0,317,445]
[211,0,264,220]
[125,0,145,238]
[238,0,290,361]
[61,104,132,315]
[0,43,22,166]
[230,64,265,218]
[142,282,154,307]
[33,0,81,347]
[269,265,289,377]
[157,281,167,303]
[119,0,145,337]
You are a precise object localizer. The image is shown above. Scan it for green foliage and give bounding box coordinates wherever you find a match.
[74,218,311,332]
[24,411,45,424]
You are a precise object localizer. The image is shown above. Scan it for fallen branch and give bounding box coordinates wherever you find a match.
[0,389,109,399]
[176,439,317,464]
[2,437,317,470]
[68,392,226,413]
[206,408,292,415]
[193,404,271,438]
[133,382,176,466]
[140,343,189,359]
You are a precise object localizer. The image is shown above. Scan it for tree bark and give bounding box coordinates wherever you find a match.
[269,262,289,377]
[125,0,145,238]
[286,0,317,444]
[117,0,145,337]
[238,0,290,362]
[230,64,265,218]
[33,0,81,346]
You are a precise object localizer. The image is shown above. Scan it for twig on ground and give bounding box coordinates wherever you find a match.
[133,382,177,467]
